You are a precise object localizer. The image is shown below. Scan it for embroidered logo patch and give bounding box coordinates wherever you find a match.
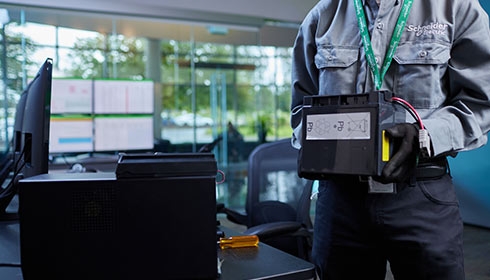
[407,22,448,36]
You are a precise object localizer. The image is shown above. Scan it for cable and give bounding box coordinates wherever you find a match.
[0,147,25,197]
[0,263,21,267]
[390,96,431,158]
[0,146,27,221]
[390,99,418,124]
[216,169,226,184]
[10,147,26,184]
[0,159,25,198]
[390,96,424,129]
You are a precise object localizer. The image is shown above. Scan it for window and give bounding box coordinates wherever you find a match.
[0,5,295,210]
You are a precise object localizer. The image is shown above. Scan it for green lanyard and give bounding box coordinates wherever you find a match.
[353,0,413,90]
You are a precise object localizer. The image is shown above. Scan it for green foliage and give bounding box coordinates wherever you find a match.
[62,35,294,141]
[1,27,36,100]
[0,26,38,148]
[67,34,146,79]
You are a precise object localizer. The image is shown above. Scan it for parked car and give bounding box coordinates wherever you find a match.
[161,116,176,126]
[173,113,213,127]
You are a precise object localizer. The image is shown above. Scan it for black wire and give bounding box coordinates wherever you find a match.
[61,154,72,168]
[0,147,25,196]
[0,146,26,199]
[391,100,419,124]
[0,160,25,199]
[0,263,21,267]
[12,148,26,178]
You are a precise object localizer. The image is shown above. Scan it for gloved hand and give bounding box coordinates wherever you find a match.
[382,123,419,183]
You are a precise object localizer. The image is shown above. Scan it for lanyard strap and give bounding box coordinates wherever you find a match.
[353,0,413,90]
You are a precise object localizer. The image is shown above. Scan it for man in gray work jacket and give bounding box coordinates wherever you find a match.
[291,0,490,279]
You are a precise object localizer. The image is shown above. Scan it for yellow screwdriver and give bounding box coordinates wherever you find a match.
[218,235,259,249]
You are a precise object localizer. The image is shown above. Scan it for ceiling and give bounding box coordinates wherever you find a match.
[0,0,319,47]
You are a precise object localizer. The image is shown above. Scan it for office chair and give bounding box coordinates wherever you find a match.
[221,138,314,260]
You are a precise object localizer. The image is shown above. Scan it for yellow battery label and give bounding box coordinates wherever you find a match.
[382,130,390,162]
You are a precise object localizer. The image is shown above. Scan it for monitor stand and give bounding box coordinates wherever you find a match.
[0,180,20,221]
[0,190,19,221]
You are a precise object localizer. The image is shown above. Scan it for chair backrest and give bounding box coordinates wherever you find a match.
[246,138,311,227]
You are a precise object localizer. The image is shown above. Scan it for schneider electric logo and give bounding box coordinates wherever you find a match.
[407,22,448,36]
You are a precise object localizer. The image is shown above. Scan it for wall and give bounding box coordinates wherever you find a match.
[448,0,490,229]
[0,0,318,27]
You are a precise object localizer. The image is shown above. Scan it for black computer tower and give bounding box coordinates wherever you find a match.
[19,153,218,280]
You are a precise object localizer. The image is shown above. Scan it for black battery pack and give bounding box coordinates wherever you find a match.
[298,91,396,179]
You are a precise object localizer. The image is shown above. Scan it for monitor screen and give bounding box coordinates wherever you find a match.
[50,78,92,114]
[48,79,155,154]
[94,115,153,152]
[21,58,53,179]
[49,115,94,154]
[94,80,153,114]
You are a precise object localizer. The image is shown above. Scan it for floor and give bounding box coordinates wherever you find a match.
[218,214,490,280]
[462,225,490,280]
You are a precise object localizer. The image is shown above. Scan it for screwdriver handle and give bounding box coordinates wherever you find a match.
[219,235,259,249]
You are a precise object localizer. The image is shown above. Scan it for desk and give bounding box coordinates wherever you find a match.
[0,220,315,280]
[0,221,22,280]
[219,227,315,279]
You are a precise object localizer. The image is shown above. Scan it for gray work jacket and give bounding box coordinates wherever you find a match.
[291,0,490,157]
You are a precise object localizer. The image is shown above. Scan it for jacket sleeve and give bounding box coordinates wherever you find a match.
[290,10,320,149]
[423,0,490,156]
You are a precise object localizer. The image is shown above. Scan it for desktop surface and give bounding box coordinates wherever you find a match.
[219,227,315,279]
[2,157,315,280]
[0,221,316,280]
[0,221,21,280]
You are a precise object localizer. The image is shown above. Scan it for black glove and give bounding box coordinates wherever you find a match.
[381,123,419,183]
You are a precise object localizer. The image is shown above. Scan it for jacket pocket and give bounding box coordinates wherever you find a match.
[393,42,451,108]
[315,45,359,95]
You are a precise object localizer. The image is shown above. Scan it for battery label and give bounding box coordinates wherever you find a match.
[305,112,371,140]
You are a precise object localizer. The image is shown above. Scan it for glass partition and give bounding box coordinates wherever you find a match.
[0,5,295,210]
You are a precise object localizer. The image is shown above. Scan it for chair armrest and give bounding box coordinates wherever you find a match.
[221,207,248,226]
[243,221,302,240]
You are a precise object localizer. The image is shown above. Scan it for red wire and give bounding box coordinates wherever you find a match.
[216,169,226,184]
[391,97,424,129]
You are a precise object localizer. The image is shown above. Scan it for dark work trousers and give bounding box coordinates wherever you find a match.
[312,174,464,280]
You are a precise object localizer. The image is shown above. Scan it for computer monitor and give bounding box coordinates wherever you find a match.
[12,89,28,171]
[48,79,154,155]
[20,58,53,179]
[0,79,27,221]
[0,58,53,220]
